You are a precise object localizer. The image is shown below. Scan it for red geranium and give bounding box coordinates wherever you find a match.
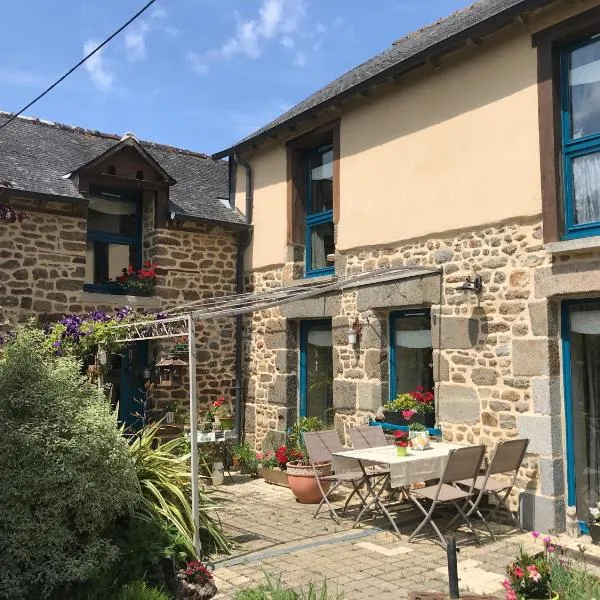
[275,445,303,469]
[182,561,213,585]
[394,430,412,448]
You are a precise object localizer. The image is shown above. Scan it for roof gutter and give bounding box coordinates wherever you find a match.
[234,154,253,441]
[211,0,551,160]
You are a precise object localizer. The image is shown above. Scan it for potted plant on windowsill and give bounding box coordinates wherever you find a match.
[114,261,157,296]
[382,386,435,428]
[588,503,600,544]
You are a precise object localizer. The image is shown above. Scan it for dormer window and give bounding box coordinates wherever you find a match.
[84,185,142,293]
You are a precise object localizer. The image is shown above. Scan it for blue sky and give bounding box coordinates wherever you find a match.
[0,0,472,154]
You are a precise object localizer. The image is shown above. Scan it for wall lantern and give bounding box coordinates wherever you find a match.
[457,274,483,295]
[156,354,187,388]
[348,317,363,345]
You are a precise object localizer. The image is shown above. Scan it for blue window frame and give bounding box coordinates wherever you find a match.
[299,320,333,420]
[561,37,600,239]
[84,185,143,294]
[305,143,334,277]
[388,309,434,400]
[561,299,600,533]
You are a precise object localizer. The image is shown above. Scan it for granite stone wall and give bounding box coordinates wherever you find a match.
[0,200,239,435]
[242,216,585,532]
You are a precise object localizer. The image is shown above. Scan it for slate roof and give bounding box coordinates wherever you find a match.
[0,111,246,227]
[213,0,551,158]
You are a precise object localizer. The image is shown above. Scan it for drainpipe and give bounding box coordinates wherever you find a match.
[234,154,253,442]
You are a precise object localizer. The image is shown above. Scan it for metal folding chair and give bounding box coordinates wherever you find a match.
[453,438,530,539]
[408,445,486,547]
[349,425,387,449]
[303,430,379,524]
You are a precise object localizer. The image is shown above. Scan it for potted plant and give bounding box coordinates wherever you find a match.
[408,422,430,451]
[382,386,435,428]
[172,336,189,357]
[393,430,411,457]
[258,450,289,487]
[177,561,217,600]
[589,503,600,544]
[503,533,559,600]
[114,261,157,296]
[210,396,234,431]
[285,450,332,504]
[232,442,259,476]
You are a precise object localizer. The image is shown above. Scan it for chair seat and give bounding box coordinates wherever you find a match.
[410,483,471,502]
[456,475,509,492]
[321,470,368,483]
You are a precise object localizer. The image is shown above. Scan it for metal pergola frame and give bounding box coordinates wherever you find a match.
[107,265,440,555]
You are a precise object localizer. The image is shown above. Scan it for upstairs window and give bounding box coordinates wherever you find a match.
[84,185,142,292]
[562,37,600,238]
[305,143,334,277]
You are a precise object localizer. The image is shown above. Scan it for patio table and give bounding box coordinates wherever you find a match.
[332,441,463,535]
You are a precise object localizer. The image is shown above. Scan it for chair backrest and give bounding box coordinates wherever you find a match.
[488,438,529,476]
[441,445,486,485]
[303,430,343,464]
[349,425,387,450]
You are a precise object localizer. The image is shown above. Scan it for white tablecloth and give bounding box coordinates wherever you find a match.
[332,442,463,489]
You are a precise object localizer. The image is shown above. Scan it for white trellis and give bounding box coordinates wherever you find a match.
[106,265,440,555]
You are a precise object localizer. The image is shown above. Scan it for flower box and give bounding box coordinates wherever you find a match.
[259,467,289,487]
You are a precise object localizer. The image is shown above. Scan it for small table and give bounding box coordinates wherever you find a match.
[332,442,462,535]
[193,430,237,482]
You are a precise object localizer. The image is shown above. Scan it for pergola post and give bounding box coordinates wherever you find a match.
[187,314,201,556]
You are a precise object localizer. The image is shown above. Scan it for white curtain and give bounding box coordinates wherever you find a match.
[396,329,432,348]
[572,154,600,225]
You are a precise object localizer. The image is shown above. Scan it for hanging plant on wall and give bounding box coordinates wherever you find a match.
[115,262,157,296]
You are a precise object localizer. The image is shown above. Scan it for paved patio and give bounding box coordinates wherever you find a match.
[208,475,553,599]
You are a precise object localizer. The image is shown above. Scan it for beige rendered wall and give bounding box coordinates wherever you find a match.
[236,149,288,270]
[338,30,541,250]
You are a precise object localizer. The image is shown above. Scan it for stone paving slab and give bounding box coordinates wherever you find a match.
[210,476,536,599]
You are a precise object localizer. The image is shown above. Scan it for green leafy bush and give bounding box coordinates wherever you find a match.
[129,421,232,556]
[233,442,259,474]
[0,328,140,600]
[114,580,172,600]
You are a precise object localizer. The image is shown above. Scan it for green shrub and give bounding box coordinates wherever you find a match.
[234,575,343,600]
[115,580,172,600]
[233,442,259,474]
[130,422,232,556]
[0,328,140,600]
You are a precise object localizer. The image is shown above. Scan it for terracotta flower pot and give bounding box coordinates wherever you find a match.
[286,461,331,504]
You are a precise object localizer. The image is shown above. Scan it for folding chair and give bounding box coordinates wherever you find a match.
[408,445,486,547]
[453,438,529,539]
[349,425,387,450]
[303,430,381,524]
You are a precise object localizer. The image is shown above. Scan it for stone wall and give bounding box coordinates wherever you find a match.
[0,200,239,432]
[242,216,579,531]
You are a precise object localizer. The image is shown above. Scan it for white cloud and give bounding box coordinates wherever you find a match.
[190,0,312,74]
[83,40,114,91]
[125,22,150,61]
[150,6,168,20]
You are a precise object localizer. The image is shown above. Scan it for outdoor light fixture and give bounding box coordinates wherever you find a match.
[156,354,187,388]
[348,317,363,345]
[457,274,483,295]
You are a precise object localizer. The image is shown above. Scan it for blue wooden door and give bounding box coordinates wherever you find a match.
[119,342,148,433]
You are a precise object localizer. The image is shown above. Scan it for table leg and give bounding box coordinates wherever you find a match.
[353,460,401,539]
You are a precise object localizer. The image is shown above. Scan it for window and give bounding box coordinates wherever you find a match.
[562,37,600,238]
[84,185,142,292]
[299,320,333,420]
[389,309,434,398]
[305,144,334,276]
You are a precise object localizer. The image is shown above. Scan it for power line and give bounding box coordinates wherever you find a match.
[0,0,158,133]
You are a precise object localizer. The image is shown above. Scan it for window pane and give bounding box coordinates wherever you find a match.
[88,196,138,235]
[569,39,600,139]
[305,323,333,420]
[85,241,136,284]
[572,152,600,225]
[308,147,333,214]
[309,221,334,272]
[568,304,600,522]
[394,314,433,394]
